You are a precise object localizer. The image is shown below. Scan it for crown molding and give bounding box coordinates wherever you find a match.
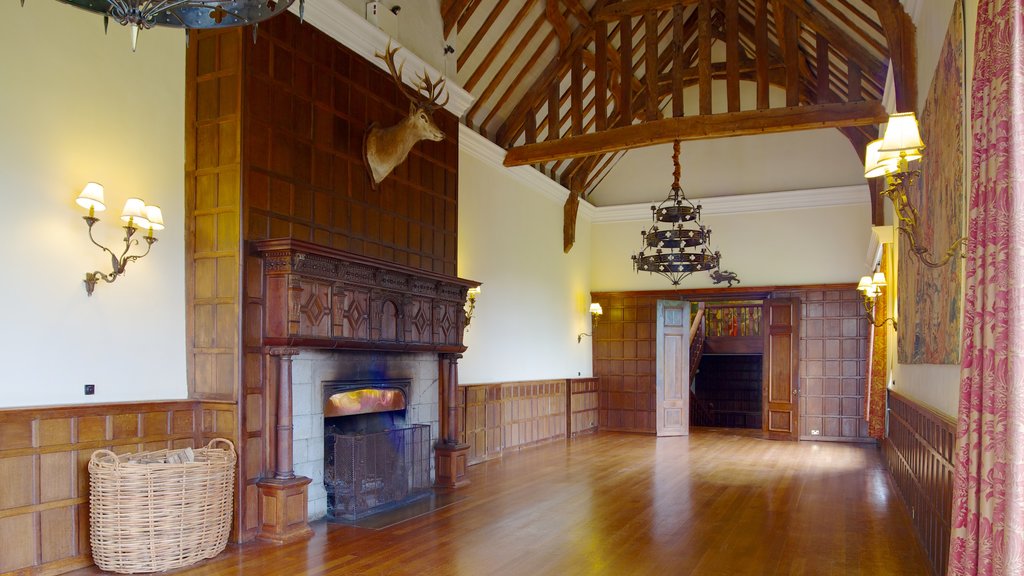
[287,1,475,118]
[591,185,870,223]
[458,125,596,218]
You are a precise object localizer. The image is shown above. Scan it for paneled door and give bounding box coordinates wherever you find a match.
[764,298,800,440]
[657,300,690,436]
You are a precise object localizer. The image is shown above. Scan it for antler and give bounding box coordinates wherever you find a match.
[375,40,450,111]
[376,40,420,104]
[416,72,450,111]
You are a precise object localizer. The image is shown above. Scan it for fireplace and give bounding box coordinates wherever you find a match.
[253,239,477,531]
[321,379,432,520]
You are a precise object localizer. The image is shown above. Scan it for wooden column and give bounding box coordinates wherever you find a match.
[256,348,313,544]
[435,353,470,488]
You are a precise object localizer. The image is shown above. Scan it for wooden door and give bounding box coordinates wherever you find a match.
[764,298,800,440]
[657,300,690,437]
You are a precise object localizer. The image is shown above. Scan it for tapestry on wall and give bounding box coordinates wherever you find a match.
[897,0,965,365]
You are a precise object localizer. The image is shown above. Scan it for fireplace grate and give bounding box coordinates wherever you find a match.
[325,424,432,520]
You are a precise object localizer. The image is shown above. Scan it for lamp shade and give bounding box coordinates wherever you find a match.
[879,112,924,160]
[857,276,873,292]
[872,271,887,287]
[144,205,165,231]
[589,303,603,316]
[76,182,107,212]
[120,198,150,228]
[468,286,481,298]
[863,139,899,178]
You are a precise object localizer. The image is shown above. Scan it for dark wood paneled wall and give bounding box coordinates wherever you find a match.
[883,391,955,576]
[243,14,458,276]
[591,285,869,438]
[458,378,598,466]
[591,294,658,433]
[773,288,871,441]
[0,400,236,575]
[186,12,460,543]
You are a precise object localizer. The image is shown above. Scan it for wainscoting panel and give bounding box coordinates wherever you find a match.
[883,391,955,576]
[0,400,236,576]
[569,378,599,437]
[459,379,596,466]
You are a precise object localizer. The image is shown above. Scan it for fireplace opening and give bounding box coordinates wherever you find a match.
[322,379,432,520]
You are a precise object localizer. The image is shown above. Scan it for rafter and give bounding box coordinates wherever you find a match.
[504,100,888,166]
[596,0,701,21]
[776,0,885,84]
[869,0,916,112]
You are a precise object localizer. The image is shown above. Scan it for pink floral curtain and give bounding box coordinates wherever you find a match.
[948,0,1024,574]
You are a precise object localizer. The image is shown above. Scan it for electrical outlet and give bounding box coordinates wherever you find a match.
[811,429,820,435]
[84,384,95,395]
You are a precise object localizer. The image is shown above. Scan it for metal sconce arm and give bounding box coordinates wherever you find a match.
[82,216,158,297]
[881,164,966,269]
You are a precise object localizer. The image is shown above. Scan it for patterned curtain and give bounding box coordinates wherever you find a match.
[864,247,889,440]
[948,0,1024,573]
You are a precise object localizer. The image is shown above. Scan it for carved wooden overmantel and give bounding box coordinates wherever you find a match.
[253,239,478,353]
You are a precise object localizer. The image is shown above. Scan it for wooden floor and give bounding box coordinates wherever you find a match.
[72,430,931,576]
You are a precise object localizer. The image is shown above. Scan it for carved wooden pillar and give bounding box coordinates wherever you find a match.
[257,348,313,544]
[435,353,470,488]
[273,349,296,479]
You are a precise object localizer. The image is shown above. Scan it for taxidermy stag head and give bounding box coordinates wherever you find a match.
[364,42,449,188]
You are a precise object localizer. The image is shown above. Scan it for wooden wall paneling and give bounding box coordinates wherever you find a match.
[187,28,245,403]
[593,294,657,433]
[0,401,201,575]
[591,285,870,439]
[569,378,599,436]
[458,380,571,466]
[243,13,459,278]
[773,289,871,442]
[884,391,955,576]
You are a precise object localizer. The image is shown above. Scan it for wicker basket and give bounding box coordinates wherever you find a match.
[88,439,236,574]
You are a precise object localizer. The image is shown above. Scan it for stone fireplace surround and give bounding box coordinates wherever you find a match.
[290,350,440,520]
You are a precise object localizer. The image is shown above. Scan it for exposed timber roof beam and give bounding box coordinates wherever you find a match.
[503,100,889,166]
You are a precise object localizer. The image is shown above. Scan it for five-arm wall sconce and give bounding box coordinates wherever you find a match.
[857,271,897,331]
[577,303,603,343]
[464,286,481,330]
[862,112,966,268]
[76,182,164,296]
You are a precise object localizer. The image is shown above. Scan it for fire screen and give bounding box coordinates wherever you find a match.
[325,424,431,520]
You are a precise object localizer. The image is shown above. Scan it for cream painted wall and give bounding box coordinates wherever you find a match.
[890,0,977,417]
[458,133,594,384]
[335,0,449,73]
[0,2,186,407]
[592,203,872,292]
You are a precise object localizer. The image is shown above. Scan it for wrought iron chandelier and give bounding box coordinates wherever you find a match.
[46,0,302,50]
[631,140,719,286]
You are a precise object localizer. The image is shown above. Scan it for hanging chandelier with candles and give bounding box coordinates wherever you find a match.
[631,140,720,286]
[41,0,302,51]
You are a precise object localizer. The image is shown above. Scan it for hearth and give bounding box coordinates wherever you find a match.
[322,379,432,520]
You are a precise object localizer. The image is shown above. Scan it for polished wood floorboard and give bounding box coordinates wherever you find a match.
[71,430,931,575]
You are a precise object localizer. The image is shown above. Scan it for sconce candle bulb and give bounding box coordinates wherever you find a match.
[464,286,481,330]
[77,185,163,296]
[858,272,896,331]
[578,302,604,343]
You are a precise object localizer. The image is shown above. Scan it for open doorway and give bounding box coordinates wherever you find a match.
[690,301,764,430]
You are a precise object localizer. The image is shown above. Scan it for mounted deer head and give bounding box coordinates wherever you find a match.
[364,41,449,188]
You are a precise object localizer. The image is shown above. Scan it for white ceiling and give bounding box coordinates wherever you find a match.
[588,128,867,206]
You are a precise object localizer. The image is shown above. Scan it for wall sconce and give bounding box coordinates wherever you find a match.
[464,286,481,330]
[863,112,966,268]
[577,303,603,343]
[76,182,164,296]
[857,272,897,331]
